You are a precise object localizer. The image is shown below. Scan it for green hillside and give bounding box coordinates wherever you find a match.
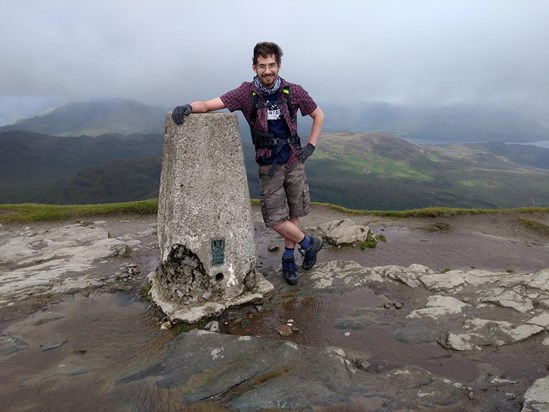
[304,132,549,209]
[2,129,549,209]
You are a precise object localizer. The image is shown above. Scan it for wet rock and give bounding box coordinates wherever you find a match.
[383,367,433,389]
[522,375,549,412]
[443,319,544,351]
[527,313,549,328]
[0,336,28,357]
[407,295,470,319]
[0,223,130,302]
[40,339,67,351]
[116,330,480,411]
[276,324,293,336]
[480,288,534,313]
[316,218,371,246]
[334,319,365,330]
[392,326,439,344]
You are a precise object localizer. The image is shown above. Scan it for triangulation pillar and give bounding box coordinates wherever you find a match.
[148,112,273,324]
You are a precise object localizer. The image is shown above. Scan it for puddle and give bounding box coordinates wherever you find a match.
[0,293,179,412]
[1,287,547,410]
[221,288,548,385]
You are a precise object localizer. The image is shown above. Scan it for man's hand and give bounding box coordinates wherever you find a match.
[171,104,192,125]
[296,143,315,162]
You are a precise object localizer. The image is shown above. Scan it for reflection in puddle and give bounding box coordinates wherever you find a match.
[222,288,546,385]
[0,294,178,411]
[2,288,546,410]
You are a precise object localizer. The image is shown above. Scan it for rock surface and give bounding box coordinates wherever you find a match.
[1,207,548,411]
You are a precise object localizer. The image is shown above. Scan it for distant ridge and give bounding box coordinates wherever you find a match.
[0,98,167,136]
[2,129,549,208]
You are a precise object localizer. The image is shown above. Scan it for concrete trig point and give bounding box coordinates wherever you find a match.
[148,113,274,324]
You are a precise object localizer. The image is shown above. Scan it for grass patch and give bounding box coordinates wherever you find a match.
[0,198,158,223]
[308,202,549,218]
[33,316,65,326]
[359,239,378,250]
[121,245,133,258]
[1,198,548,223]
[518,217,549,236]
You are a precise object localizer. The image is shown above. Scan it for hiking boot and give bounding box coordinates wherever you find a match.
[299,236,324,270]
[282,255,298,285]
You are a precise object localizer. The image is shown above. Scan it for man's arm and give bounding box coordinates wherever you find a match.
[307,106,324,146]
[189,97,226,113]
[296,106,324,162]
[172,97,226,125]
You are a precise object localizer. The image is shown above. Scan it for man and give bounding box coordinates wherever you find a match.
[172,42,324,286]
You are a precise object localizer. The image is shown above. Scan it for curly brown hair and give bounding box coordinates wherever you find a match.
[253,42,283,66]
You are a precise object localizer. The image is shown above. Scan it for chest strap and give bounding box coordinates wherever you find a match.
[252,132,301,149]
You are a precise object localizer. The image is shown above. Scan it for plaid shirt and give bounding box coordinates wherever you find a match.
[220,78,317,165]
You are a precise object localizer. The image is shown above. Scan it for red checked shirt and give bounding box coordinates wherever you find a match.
[220,77,318,166]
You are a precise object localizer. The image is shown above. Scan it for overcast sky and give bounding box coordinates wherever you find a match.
[1,0,548,118]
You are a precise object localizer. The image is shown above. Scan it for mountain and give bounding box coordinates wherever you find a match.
[2,98,549,208]
[304,132,549,209]
[0,131,162,203]
[0,98,167,136]
[33,157,162,204]
[2,129,549,208]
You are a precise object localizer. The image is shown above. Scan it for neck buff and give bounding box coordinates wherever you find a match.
[254,75,281,95]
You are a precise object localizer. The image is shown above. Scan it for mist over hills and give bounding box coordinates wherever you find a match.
[321,102,549,143]
[1,98,549,209]
[3,98,549,144]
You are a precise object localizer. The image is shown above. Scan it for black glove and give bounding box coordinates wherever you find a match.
[171,104,192,125]
[296,143,316,162]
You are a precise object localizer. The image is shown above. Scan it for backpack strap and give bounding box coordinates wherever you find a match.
[281,86,296,125]
[250,91,260,127]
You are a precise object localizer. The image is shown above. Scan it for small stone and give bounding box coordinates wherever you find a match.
[160,321,172,330]
[344,332,351,336]
[360,361,371,370]
[205,321,219,332]
[394,302,403,309]
[267,244,280,252]
[40,339,67,351]
[384,302,392,309]
[276,324,293,336]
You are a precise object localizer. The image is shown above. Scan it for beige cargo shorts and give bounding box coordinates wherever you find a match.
[258,161,310,228]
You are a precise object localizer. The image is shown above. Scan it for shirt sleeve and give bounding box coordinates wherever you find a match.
[292,84,318,117]
[220,82,250,113]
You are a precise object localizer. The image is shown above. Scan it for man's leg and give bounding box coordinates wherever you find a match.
[273,215,323,272]
[272,218,301,285]
[272,217,303,246]
[283,162,323,270]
